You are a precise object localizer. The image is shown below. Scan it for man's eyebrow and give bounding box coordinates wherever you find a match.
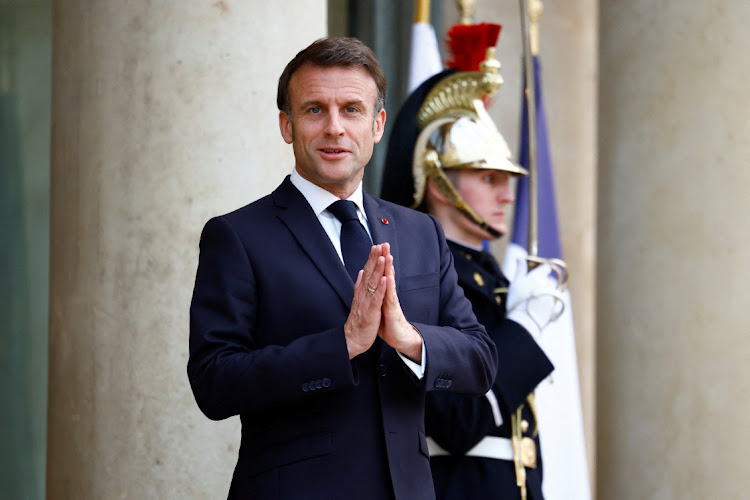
[299,100,325,109]
[342,99,366,108]
[298,99,367,109]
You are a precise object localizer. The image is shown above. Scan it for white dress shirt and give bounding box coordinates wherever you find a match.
[290,168,372,263]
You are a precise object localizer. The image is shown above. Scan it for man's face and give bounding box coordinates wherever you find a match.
[279,63,386,198]
[449,169,516,245]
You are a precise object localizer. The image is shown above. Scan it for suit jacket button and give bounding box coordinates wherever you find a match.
[322,377,331,387]
[315,379,323,389]
[379,364,387,376]
[302,382,309,392]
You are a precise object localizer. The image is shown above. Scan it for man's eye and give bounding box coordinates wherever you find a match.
[308,107,321,114]
[345,107,359,114]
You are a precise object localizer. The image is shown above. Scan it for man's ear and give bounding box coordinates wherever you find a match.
[372,108,386,144]
[426,177,450,205]
[279,111,293,144]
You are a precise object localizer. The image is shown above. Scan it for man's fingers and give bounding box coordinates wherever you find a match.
[346,272,385,359]
[362,252,385,291]
[365,263,387,299]
[360,245,379,277]
[361,245,386,284]
[383,274,402,313]
[380,242,391,259]
[384,253,395,280]
[354,257,386,308]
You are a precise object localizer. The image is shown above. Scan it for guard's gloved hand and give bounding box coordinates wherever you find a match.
[506,258,565,338]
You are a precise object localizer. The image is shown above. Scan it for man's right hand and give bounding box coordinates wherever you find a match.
[344,244,388,359]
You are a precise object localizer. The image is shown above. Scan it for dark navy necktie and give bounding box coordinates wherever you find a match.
[328,200,372,282]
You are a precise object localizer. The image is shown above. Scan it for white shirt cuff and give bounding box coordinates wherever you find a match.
[397,335,426,380]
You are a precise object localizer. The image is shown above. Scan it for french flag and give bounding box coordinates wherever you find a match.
[503,55,592,500]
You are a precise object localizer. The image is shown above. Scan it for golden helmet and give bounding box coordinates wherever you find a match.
[382,48,525,237]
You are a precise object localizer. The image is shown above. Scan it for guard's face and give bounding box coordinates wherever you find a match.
[280,63,386,199]
[451,169,515,244]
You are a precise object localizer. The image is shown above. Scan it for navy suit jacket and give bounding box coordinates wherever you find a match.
[188,177,497,500]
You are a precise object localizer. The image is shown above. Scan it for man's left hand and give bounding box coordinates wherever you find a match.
[377,243,423,362]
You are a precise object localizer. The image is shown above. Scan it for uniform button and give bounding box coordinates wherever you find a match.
[521,419,530,432]
[379,364,387,376]
[322,377,331,387]
[302,382,309,392]
[315,379,323,389]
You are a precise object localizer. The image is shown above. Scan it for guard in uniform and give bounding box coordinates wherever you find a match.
[380,49,562,500]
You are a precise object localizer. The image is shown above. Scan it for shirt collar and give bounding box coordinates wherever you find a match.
[290,168,366,219]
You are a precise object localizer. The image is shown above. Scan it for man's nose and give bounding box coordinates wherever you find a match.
[497,178,515,203]
[324,112,345,136]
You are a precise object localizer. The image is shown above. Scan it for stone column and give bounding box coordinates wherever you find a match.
[598,1,750,498]
[48,1,325,497]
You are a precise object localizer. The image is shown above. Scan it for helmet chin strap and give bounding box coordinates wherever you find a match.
[470,215,503,240]
[463,212,503,240]
[425,160,503,240]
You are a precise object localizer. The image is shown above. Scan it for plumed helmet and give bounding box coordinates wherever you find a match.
[381,48,525,237]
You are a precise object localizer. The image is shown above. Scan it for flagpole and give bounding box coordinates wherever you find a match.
[519,0,541,258]
[414,0,430,23]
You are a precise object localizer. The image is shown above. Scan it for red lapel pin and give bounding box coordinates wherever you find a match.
[380,218,389,225]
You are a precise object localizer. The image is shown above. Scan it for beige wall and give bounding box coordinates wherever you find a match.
[445,0,600,489]
[47,1,325,497]
[598,1,750,498]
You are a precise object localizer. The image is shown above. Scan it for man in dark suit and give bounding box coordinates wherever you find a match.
[187,37,498,500]
[380,51,563,500]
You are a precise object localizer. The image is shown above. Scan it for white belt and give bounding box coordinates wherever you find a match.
[426,435,514,461]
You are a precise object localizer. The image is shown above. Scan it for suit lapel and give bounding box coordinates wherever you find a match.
[273,177,354,308]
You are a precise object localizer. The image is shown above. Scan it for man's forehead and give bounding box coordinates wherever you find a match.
[290,64,376,92]
[295,62,371,76]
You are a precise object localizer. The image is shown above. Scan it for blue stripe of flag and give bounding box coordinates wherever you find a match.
[511,55,563,261]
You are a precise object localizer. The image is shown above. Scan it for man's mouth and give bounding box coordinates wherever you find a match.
[321,148,347,154]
